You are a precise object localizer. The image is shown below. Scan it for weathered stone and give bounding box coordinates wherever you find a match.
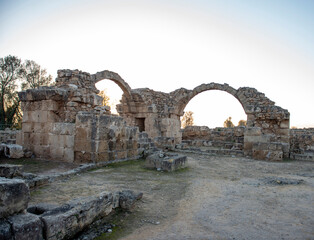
[9,213,43,240]
[17,68,292,162]
[0,178,30,218]
[4,144,24,158]
[0,164,23,178]
[118,190,143,210]
[40,191,121,240]
[145,152,187,171]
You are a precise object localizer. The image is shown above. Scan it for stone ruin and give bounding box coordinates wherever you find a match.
[1,69,313,239]
[14,69,291,162]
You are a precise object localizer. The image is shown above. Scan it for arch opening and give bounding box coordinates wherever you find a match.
[95,79,124,115]
[181,90,247,128]
[179,87,248,154]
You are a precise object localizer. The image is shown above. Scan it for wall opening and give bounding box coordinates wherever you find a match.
[95,80,124,115]
[135,118,145,132]
[182,90,247,128]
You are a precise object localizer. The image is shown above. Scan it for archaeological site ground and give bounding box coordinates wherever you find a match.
[1,69,313,239]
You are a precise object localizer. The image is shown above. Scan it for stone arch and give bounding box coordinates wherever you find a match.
[92,70,133,100]
[174,83,247,117]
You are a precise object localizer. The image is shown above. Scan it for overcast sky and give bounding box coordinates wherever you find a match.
[1,0,313,127]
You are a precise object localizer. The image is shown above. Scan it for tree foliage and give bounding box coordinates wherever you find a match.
[20,60,53,90]
[237,119,247,127]
[0,55,52,129]
[0,55,23,129]
[98,90,110,106]
[181,111,194,128]
[223,116,235,128]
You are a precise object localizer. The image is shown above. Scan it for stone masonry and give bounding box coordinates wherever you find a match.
[17,69,292,161]
[182,126,245,150]
[118,83,290,161]
[17,70,139,163]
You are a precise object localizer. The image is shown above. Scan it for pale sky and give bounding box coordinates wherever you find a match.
[1,0,313,128]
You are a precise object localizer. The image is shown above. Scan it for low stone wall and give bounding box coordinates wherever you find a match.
[182,126,245,150]
[0,128,19,144]
[290,128,314,161]
[181,126,314,161]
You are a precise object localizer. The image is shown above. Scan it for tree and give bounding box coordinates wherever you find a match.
[0,55,23,129]
[20,60,53,90]
[98,90,110,106]
[181,111,194,128]
[223,116,235,128]
[0,55,53,129]
[238,119,247,127]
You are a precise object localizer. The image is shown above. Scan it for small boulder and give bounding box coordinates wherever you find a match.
[118,190,143,211]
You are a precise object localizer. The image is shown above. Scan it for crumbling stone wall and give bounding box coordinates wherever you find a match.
[182,126,244,150]
[290,128,314,161]
[74,112,138,163]
[18,68,291,161]
[118,83,290,161]
[18,70,139,163]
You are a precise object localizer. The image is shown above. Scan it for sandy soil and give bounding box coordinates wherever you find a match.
[28,153,313,240]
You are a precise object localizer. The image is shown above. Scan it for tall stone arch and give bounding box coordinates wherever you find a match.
[171,83,290,160]
[118,82,290,161]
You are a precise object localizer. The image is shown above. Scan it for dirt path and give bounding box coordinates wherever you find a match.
[29,153,314,240]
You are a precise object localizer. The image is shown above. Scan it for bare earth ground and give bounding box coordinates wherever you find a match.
[4,153,314,240]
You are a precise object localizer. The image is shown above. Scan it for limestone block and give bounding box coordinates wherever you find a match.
[49,146,64,159]
[51,123,75,135]
[245,127,262,136]
[127,149,138,158]
[95,152,110,162]
[41,100,59,111]
[64,135,74,149]
[46,111,60,123]
[4,144,24,159]
[0,164,23,178]
[145,152,187,171]
[29,133,45,146]
[117,151,127,159]
[63,148,74,162]
[277,128,290,136]
[28,110,45,123]
[74,151,92,163]
[74,140,91,152]
[75,127,91,140]
[9,213,43,240]
[0,178,30,218]
[21,122,33,133]
[97,140,109,152]
[41,192,114,240]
